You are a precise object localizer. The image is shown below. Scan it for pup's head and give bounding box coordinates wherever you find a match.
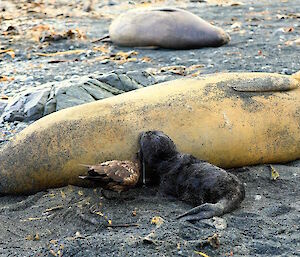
[139,131,177,165]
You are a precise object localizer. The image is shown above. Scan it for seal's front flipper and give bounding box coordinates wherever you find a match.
[91,34,111,43]
[230,75,299,92]
[176,202,225,222]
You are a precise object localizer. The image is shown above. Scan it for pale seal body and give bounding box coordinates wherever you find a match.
[109,7,230,49]
[0,72,299,194]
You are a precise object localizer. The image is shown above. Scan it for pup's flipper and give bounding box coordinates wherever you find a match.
[176,178,245,222]
[176,202,225,221]
[176,195,243,222]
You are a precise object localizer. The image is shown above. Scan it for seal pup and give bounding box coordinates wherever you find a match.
[139,131,245,221]
[109,7,230,49]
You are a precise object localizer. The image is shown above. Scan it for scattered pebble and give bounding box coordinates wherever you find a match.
[255,194,262,200]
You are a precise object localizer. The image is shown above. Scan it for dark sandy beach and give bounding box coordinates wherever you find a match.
[0,0,299,256]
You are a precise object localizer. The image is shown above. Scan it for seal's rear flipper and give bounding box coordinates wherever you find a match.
[176,202,224,222]
[176,197,240,222]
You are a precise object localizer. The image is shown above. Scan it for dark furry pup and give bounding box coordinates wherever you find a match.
[139,131,245,221]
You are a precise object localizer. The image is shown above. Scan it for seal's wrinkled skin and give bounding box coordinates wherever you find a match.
[139,131,245,221]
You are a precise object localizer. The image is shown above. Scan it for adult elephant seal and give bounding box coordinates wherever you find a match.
[109,7,230,49]
[139,130,245,221]
[0,72,299,194]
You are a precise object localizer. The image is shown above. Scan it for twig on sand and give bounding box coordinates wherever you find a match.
[44,205,64,213]
[106,223,139,228]
[189,233,220,249]
[35,49,87,57]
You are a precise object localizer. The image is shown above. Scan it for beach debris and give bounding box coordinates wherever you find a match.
[270,165,280,180]
[146,64,205,77]
[0,49,15,59]
[25,232,40,241]
[0,75,14,82]
[35,49,87,57]
[88,47,151,65]
[195,233,220,249]
[151,216,164,227]
[44,205,64,213]
[111,50,138,61]
[89,203,115,226]
[143,231,158,245]
[194,251,210,257]
[255,195,262,200]
[75,231,84,238]
[60,190,66,199]
[41,29,86,43]
[230,22,242,31]
[28,24,86,43]
[207,234,220,248]
[285,38,300,47]
[1,95,9,100]
[21,217,43,222]
[2,25,19,36]
[106,223,139,228]
[142,216,165,245]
